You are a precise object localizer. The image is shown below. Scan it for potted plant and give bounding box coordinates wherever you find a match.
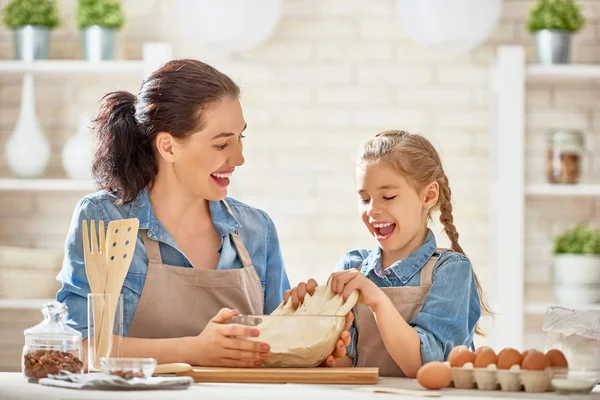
[527,0,586,65]
[2,0,60,60]
[552,225,600,305]
[76,0,125,61]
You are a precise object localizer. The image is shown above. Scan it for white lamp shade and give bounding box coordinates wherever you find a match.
[395,0,502,52]
[174,0,283,54]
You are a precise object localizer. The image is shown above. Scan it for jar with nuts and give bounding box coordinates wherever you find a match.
[22,301,84,382]
[547,130,586,184]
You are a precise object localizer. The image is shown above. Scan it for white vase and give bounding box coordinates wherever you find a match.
[62,114,94,180]
[5,73,50,178]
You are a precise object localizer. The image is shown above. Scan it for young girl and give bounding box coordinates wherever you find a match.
[286,130,490,377]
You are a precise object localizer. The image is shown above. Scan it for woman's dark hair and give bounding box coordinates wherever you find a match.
[91,59,240,204]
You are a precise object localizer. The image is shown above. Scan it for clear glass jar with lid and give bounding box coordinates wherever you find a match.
[22,301,84,382]
[547,129,585,184]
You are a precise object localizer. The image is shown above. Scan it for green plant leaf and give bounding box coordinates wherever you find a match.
[76,0,124,29]
[553,224,600,255]
[2,0,60,29]
[527,0,586,33]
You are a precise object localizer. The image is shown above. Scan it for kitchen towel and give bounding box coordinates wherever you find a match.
[39,371,193,391]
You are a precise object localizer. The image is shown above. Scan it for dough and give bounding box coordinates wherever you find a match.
[271,283,358,317]
[252,283,358,367]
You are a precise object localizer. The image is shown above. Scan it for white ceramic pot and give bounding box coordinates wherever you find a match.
[553,254,600,304]
[5,73,50,178]
[62,114,94,180]
[554,254,600,284]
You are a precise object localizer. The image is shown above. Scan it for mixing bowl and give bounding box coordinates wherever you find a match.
[230,314,346,367]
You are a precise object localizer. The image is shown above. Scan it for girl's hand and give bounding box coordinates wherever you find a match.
[328,269,385,310]
[319,310,353,367]
[189,308,270,367]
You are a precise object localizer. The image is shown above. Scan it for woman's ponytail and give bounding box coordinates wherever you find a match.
[91,91,156,205]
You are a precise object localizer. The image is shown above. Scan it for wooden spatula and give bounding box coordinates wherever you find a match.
[96,218,139,360]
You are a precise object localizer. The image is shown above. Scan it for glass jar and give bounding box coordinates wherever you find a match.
[22,301,84,382]
[547,129,585,184]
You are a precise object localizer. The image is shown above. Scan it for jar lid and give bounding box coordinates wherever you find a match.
[24,301,82,349]
[549,129,585,148]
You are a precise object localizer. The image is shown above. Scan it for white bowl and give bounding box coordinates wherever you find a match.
[546,367,600,394]
[100,357,156,379]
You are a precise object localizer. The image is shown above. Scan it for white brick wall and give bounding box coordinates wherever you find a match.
[358,66,434,84]
[316,86,395,105]
[0,0,599,364]
[397,86,472,107]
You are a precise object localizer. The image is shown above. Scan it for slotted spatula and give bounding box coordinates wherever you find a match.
[96,218,139,360]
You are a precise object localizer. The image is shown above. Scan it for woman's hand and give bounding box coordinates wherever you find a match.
[283,278,353,367]
[283,278,318,309]
[186,308,270,367]
[328,269,386,310]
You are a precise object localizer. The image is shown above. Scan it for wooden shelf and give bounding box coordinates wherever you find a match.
[0,179,95,192]
[526,183,600,197]
[0,298,54,310]
[0,60,145,74]
[526,64,600,80]
[525,302,600,315]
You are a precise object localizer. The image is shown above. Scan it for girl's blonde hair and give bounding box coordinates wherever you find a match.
[358,130,492,335]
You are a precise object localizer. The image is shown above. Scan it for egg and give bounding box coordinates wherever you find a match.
[497,348,522,370]
[522,351,550,371]
[417,361,452,390]
[474,346,493,357]
[521,348,534,362]
[545,349,568,368]
[448,345,475,368]
[474,347,497,368]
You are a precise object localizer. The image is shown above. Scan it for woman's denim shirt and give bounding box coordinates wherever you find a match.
[337,229,481,366]
[56,188,291,340]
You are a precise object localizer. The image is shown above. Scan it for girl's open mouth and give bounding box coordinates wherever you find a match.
[372,222,396,241]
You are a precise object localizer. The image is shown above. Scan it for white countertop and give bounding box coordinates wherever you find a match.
[0,373,599,399]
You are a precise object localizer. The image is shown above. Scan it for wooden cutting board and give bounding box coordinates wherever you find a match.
[178,367,379,385]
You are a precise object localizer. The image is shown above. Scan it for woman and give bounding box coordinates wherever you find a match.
[57,59,350,367]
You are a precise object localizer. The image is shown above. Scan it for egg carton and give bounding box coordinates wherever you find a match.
[450,366,552,393]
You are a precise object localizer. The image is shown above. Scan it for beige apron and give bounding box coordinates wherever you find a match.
[354,249,446,377]
[127,201,264,339]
